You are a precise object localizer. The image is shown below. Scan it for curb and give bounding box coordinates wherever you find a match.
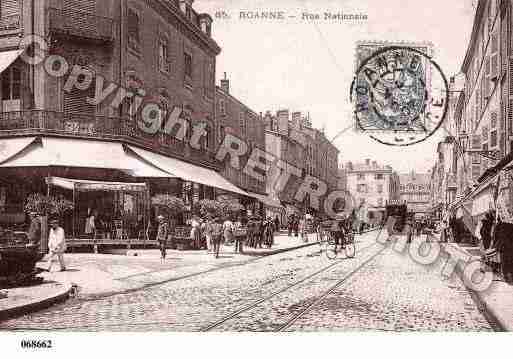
[0,282,73,322]
[440,243,508,331]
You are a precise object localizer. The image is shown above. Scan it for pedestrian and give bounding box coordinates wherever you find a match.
[293,215,299,237]
[274,215,280,232]
[223,216,236,252]
[211,217,224,258]
[202,215,214,252]
[299,215,308,242]
[157,215,169,262]
[47,217,67,272]
[495,222,513,283]
[27,211,41,246]
[189,216,202,249]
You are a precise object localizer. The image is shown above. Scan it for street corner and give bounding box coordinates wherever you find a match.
[0,280,73,322]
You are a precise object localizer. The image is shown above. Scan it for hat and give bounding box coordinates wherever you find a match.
[157,215,164,220]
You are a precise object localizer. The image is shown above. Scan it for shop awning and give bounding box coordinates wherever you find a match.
[126,145,249,196]
[0,49,24,74]
[247,192,284,209]
[0,136,38,164]
[0,137,174,178]
[46,176,147,192]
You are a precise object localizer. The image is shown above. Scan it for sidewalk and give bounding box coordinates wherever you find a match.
[0,281,73,321]
[1,234,317,317]
[441,239,513,331]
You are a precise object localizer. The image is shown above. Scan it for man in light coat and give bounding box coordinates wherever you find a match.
[47,217,67,272]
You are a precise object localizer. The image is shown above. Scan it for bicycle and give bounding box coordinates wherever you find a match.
[324,230,356,260]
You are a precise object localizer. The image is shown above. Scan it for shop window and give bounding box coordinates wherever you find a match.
[357,184,366,193]
[1,66,20,101]
[377,184,383,193]
[375,173,384,180]
[127,8,141,53]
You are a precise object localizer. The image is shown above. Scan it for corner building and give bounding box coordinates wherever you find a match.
[0,0,252,242]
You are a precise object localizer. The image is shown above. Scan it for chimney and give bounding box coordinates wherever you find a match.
[220,72,229,93]
[277,109,290,135]
[365,159,370,166]
[179,0,194,14]
[292,111,301,128]
[198,14,213,37]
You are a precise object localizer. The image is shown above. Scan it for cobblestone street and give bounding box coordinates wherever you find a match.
[0,231,494,332]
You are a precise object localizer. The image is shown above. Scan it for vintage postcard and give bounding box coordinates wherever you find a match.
[0,0,510,356]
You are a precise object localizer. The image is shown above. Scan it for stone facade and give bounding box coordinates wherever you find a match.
[215,75,266,195]
[399,171,431,215]
[344,159,400,225]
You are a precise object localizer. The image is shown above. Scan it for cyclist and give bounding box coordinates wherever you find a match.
[332,213,350,252]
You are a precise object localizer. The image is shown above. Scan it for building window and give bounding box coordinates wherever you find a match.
[127,8,141,53]
[219,125,225,144]
[184,52,193,79]
[219,99,226,116]
[357,184,366,193]
[239,112,246,137]
[1,66,20,101]
[204,124,210,150]
[377,198,383,207]
[377,184,383,193]
[357,173,365,180]
[158,38,170,73]
[490,130,498,148]
[375,173,384,180]
[204,61,214,99]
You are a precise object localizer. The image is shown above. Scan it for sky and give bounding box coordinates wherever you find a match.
[195,0,477,174]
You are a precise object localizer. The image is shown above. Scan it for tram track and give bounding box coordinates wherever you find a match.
[201,232,387,331]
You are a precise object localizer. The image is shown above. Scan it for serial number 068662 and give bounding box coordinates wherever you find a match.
[21,340,53,349]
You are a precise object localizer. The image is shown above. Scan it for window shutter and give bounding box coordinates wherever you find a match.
[63,0,97,33]
[491,33,499,80]
[1,0,20,17]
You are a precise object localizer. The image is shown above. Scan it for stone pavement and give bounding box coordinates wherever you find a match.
[32,233,318,300]
[442,241,513,331]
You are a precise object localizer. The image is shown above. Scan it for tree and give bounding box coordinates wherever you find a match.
[151,195,186,218]
[24,193,74,217]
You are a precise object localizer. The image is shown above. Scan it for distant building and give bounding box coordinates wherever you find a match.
[345,159,400,225]
[216,74,266,212]
[337,167,347,192]
[264,109,339,218]
[399,171,431,216]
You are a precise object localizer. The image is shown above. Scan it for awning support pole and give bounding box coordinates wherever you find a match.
[72,186,76,238]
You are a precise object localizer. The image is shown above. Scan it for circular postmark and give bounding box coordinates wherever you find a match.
[350,46,449,146]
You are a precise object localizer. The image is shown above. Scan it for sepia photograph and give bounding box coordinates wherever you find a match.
[0,0,511,356]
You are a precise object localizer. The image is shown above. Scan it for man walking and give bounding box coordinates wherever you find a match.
[47,217,66,272]
[157,215,169,262]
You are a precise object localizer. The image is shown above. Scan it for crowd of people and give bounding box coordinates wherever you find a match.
[155,213,281,259]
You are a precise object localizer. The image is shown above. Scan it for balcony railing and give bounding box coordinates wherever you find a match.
[0,15,21,32]
[0,110,218,168]
[48,7,115,43]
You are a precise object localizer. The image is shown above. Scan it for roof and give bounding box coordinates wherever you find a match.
[398,172,430,186]
[347,161,392,173]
